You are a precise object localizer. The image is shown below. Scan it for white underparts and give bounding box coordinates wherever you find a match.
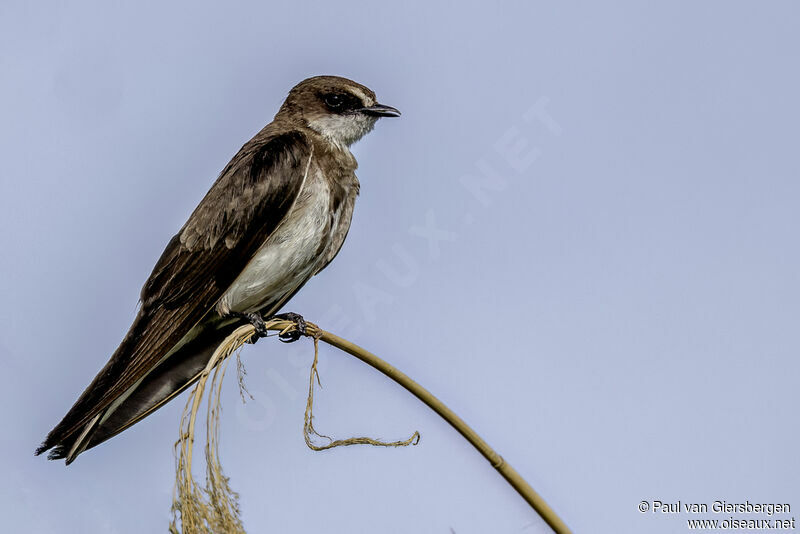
[216,149,333,315]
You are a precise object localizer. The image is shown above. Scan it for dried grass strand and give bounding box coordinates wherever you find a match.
[170,324,259,534]
[303,334,420,451]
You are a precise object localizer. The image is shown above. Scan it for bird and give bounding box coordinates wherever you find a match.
[36,75,400,464]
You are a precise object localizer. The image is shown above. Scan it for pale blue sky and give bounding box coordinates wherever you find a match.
[1,2,799,533]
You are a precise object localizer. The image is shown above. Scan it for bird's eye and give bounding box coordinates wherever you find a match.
[325,94,344,108]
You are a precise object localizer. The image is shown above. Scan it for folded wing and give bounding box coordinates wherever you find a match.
[36,129,312,461]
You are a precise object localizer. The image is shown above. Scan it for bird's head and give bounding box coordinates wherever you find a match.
[277,75,400,148]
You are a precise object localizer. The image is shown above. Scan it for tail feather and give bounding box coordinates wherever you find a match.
[36,315,238,463]
[65,413,103,464]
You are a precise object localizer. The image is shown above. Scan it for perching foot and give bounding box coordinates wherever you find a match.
[271,312,307,343]
[232,312,270,343]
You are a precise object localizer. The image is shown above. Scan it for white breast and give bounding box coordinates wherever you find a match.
[217,165,334,315]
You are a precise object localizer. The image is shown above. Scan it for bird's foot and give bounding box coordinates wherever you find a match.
[232,312,271,343]
[270,312,307,343]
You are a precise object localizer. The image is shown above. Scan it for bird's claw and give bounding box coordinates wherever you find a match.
[272,312,307,343]
[232,312,270,343]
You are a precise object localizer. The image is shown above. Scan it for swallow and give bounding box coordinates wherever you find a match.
[36,75,400,463]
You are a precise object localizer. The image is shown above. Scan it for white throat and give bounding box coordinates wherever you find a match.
[308,113,378,150]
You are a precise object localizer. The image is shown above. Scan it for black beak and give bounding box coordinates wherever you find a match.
[358,104,401,118]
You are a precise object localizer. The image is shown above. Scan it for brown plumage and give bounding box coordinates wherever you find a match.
[36,75,400,463]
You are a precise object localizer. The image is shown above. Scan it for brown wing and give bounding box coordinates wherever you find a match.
[37,129,312,459]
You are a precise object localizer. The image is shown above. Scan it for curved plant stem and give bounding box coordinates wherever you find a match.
[267,320,572,534]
